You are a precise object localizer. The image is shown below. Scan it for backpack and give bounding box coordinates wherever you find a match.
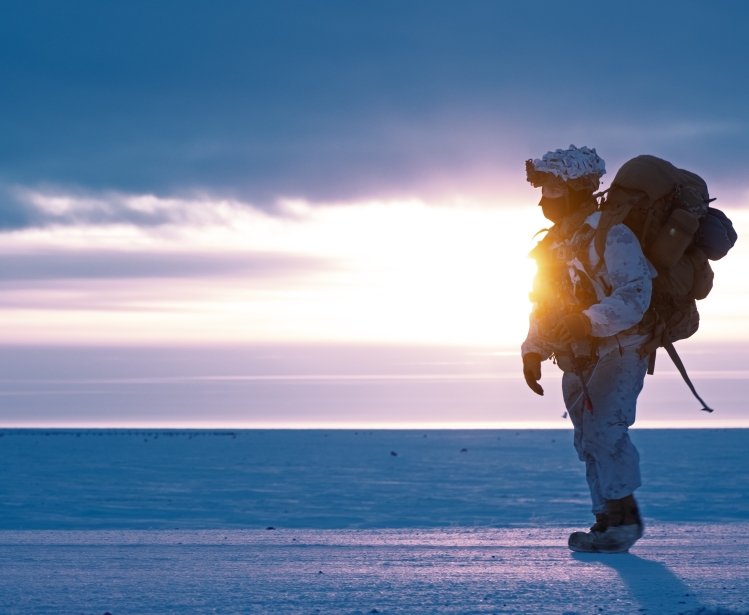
[595,155,737,411]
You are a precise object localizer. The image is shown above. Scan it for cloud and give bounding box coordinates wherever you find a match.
[1,1,747,209]
[0,249,334,283]
[4,185,225,228]
[0,192,37,230]
[1,184,289,231]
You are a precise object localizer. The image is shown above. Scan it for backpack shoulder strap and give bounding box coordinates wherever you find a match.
[593,183,650,257]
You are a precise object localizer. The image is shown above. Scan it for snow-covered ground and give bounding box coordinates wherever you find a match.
[2,429,748,529]
[2,526,748,615]
[1,429,748,614]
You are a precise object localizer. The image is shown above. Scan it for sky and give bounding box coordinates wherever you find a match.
[1,0,748,427]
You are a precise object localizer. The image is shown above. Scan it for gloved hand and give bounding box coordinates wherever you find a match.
[552,312,592,345]
[522,352,544,396]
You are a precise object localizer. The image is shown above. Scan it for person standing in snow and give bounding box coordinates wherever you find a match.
[521,145,656,553]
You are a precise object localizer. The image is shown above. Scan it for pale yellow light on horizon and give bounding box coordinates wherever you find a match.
[0,196,540,347]
[1,190,746,349]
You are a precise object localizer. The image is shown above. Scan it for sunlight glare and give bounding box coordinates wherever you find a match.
[1,192,544,347]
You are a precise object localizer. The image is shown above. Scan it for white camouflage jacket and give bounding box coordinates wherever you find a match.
[522,211,657,361]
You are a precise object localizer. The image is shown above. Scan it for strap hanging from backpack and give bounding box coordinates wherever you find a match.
[661,341,714,413]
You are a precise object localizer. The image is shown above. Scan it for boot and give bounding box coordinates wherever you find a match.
[568,495,644,553]
[589,512,609,533]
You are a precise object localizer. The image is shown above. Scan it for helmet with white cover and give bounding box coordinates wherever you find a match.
[526,145,606,193]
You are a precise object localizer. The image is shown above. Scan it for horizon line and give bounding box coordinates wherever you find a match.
[2,421,747,430]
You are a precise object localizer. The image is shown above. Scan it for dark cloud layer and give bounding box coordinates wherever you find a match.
[0,249,333,282]
[1,0,747,228]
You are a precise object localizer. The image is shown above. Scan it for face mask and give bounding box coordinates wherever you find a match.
[539,195,569,223]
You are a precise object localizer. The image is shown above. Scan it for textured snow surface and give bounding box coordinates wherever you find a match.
[1,429,748,613]
[2,429,748,529]
[1,527,748,614]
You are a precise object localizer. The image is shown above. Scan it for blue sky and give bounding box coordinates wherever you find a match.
[2,0,748,218]
[1,1,747,426]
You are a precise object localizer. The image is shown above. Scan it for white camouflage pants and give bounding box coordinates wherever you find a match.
[562,346,649,514]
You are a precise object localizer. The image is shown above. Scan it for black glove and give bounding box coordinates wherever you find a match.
[522,352,544,396]
[552,312,592,345]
